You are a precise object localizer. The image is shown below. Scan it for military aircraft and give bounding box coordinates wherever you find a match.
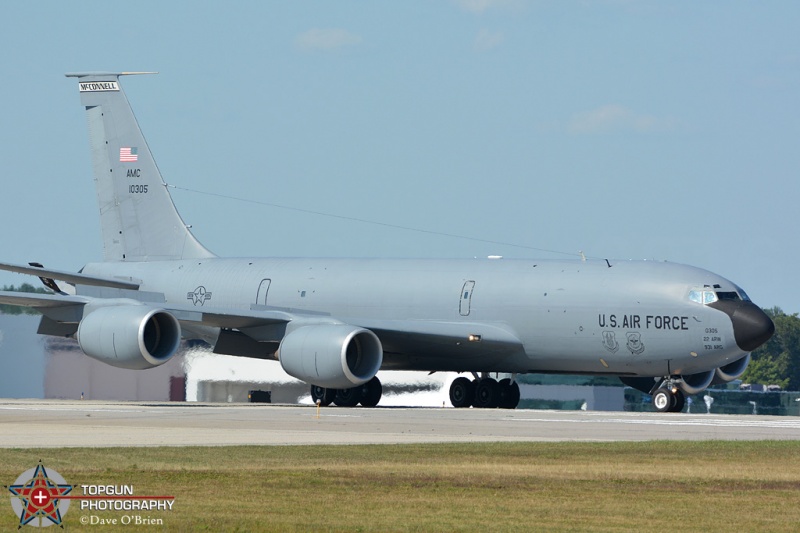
[0,72,774,411]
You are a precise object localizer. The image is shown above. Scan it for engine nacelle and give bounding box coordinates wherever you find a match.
[77,305,181,370]
[712,354,751,385]
[677,369,715,395]
[278,324,383,389]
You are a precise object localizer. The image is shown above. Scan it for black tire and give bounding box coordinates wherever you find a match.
[498,378,520,409]
[449,377,474,408]
[670,389,686,413]
[310,385,335,407]
[334,387,362,407]
[359,376,382,408]
[473,378,499,408]
[652,388,673,413]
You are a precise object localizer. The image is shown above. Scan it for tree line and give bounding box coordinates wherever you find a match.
[742,307,800,390]
[0,283,47,315]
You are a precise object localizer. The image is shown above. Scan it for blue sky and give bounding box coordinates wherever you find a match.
[1,1,798,312]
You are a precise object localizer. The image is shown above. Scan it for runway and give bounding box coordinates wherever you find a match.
[1,399,799,447]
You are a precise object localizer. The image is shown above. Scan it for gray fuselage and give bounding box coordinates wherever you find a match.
[82,257,747,378]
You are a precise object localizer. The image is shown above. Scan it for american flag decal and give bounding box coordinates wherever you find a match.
[119,147,138,162]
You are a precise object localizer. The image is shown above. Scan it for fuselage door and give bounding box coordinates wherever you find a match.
[459,280,476,316]
[256,278,272,305]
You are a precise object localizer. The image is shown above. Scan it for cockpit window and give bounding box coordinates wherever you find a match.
[689,287,746,305]
[716,291,740,301]
[735,285,751,301]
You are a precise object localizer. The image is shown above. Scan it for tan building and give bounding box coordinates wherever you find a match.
[1,314,185,401]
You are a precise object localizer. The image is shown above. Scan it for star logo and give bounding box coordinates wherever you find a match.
[7,462,73,528]
[186,286,213,306]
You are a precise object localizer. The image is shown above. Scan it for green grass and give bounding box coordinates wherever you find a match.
[2,442,800,531]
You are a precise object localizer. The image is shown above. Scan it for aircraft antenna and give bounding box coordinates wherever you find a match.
[166,183,588,259]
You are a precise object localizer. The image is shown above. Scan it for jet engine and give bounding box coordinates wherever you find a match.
[278,324,383,389]
[679,354,751,394]
[624,354,753,398]
[77,305,181,370]
[677,369,715,395]
[712,354,751,385]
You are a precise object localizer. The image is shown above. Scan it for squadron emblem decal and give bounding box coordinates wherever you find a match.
[626,332,645,355]
[601,331,619,354]
[187,286,212,306]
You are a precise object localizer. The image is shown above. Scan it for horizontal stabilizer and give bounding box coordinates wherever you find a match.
[65,72,158,78]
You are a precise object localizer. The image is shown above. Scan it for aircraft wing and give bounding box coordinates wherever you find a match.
[166,305,298,330]
[0,287,301,359]
[192,310,527,367]
[1,284,523,368]
[352,318,525,370]
[0,290,89,309]
[0,291,88,333]
[1,278,314,331]
[0,261,140,290]
[176,308,525,367]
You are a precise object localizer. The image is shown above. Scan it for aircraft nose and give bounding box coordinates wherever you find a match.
[710,300,775,352]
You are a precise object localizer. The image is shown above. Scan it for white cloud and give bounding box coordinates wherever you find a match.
[295,28,362,51]
[452,0,522,14]
[568,104,676,134]
[474,29,504,51]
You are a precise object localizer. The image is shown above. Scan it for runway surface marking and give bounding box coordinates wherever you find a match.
[1,400,799,447]
[507,416,800,429]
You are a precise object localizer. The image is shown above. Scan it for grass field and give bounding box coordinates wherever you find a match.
[2,441,800,531]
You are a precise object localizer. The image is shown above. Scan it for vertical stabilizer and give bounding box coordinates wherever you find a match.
[65,72,214,262]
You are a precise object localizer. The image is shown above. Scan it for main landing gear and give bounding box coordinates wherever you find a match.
[309,374,521,409]
[310,376,383,408]
[449,374,520,409]
[651,386,685,413]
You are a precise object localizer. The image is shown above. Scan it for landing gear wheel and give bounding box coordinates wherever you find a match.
[334,387,361,407]
[359,376,382,407]
[310,385,335,407]
[498,378,521,409]
[449,377,475,408]
[652,388,673,413]
[473,378,500,408]
[670,389,686,413]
